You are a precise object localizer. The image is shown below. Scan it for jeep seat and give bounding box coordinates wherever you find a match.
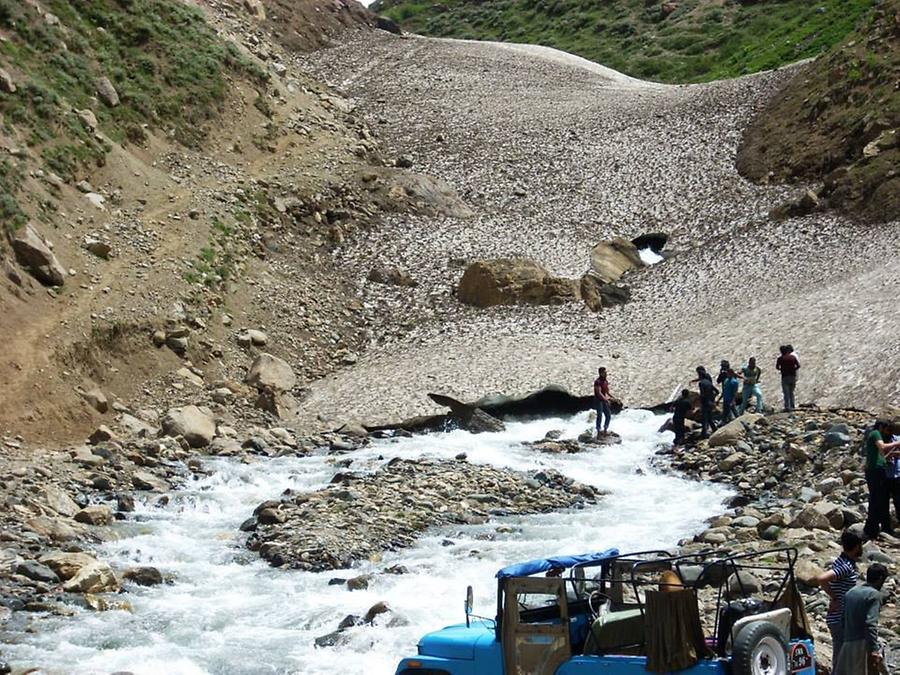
[582,609,645,654]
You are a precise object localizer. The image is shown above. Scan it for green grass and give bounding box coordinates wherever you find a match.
[374,0,876,83]
[0,0,265,232]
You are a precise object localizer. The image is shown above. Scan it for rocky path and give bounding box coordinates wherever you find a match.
[291,32,900,428]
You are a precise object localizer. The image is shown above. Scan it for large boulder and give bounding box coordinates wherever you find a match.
[39,551,98,581]
[161,405,216,447]
[41,486,80,518]
[589,237,644,284]
[247,353,296,392]
[708,414,763,448]
[579,274,631,312]
[62,560,119,593]
[457,258,579,308]
[10,224,67,286]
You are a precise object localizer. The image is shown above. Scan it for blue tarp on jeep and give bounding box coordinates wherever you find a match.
[495,548,620,579]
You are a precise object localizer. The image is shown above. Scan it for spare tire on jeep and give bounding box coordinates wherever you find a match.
[732,620,788,675]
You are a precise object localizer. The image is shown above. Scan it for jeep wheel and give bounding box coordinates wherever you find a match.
[732,620,787,675]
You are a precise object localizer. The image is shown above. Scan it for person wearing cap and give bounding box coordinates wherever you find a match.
[863,419,900,539]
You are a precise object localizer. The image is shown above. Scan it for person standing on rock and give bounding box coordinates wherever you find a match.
[694,367,719,438]
[816,530,863,669]
[738,357,763,414]
[863,420,900,539]
[835,563,890,675]
[720,369,740,424]
[671,389,692,446]
[776,345,800,411]
[594,367,612,437]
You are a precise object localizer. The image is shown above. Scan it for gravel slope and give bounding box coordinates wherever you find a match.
[293,32,900,426]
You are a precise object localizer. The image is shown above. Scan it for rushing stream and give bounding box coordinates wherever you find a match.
[3,410,731,675]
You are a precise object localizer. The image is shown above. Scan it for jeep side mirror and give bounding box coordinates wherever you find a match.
[465,585,474,627]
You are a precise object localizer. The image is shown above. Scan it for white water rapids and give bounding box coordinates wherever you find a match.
[3,410,731,675]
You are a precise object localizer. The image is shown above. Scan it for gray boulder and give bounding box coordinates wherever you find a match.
[95,76,120,106]
[161,405,216,447]
[10,224,66,286]
[247,353,296,392]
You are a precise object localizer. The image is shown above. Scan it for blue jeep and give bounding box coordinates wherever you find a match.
[395,547,816,675]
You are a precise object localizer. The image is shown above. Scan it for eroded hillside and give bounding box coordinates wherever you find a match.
[738,0,900,221]
[0,0,444,443]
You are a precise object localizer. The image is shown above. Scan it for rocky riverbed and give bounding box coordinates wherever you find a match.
[246,457,601,571]
[668,407,900,670]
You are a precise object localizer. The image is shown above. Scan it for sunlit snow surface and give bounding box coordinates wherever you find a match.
[2,410,730,675]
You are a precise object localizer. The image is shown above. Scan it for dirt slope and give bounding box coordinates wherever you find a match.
[0,0,442,444]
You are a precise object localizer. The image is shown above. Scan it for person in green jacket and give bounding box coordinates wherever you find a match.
[834,563,889,675]
[863,420,900,539]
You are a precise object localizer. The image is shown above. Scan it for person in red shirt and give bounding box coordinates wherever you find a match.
[776,344,800,411]
[594,367,612,436]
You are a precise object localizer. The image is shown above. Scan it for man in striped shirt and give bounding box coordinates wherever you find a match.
[816,530,863,672]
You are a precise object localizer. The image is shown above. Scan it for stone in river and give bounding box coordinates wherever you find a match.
[15,561,60,584]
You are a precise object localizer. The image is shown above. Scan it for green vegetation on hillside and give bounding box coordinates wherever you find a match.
[0,0,264,231]
[738,0,900,221]
[374,0,875,83]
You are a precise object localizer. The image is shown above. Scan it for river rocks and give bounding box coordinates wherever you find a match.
[248,458,596,571]
[62,561,119,593]
[789,505,832,531]
[123,566,163,586]
[74,505,113,526]
[41,486,80,518]
[247,353,296,391]
[671,407,900,672]
[132,470,168,491]
[15,561,59,584]
[39,552,99,581]
[589,237,644,284]
[346,574,371,591]
[822,429,851,448]
[161,406,216,448]
[10,224,67,286]
[457,258,579,308]
[708,413,762,448]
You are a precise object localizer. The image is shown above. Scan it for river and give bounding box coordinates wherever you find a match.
[2,409,730,674]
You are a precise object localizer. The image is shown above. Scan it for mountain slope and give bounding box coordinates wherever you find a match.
[372,0,875,83]
[737,0,900,221]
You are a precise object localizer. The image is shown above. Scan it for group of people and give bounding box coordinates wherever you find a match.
[817,531,891,674]
[592,358,897,673]
[664,347,798,443]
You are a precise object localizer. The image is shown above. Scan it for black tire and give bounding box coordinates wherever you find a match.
[732,620,788,675]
